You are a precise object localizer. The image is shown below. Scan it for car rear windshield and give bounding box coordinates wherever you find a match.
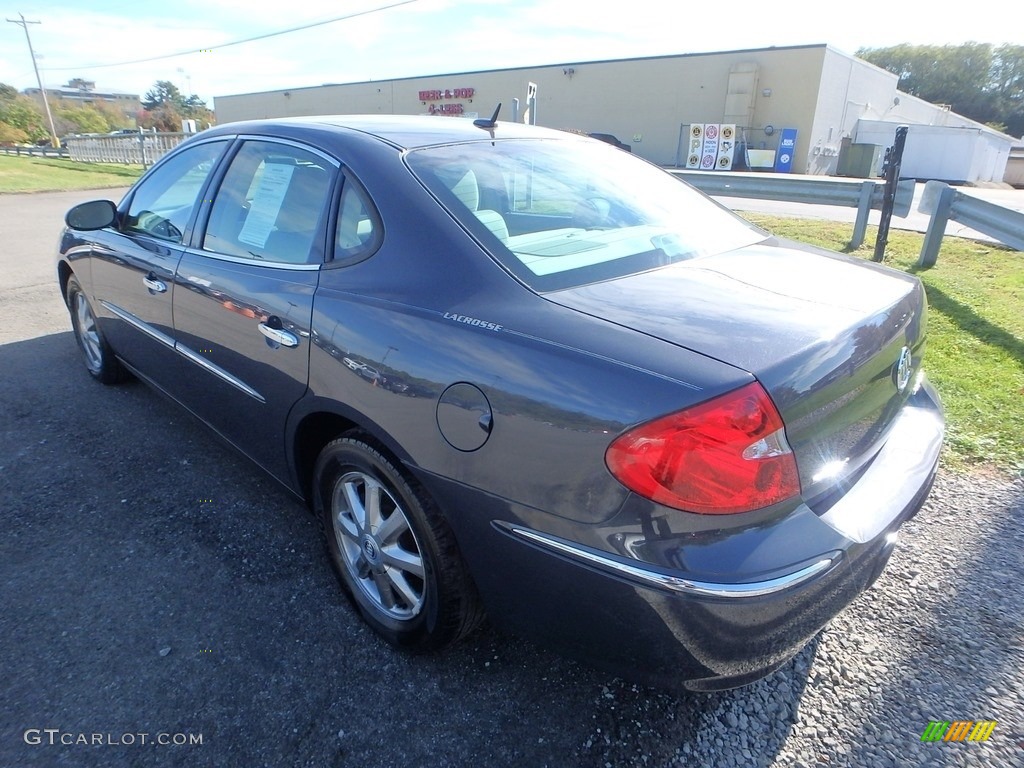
[405,137,766,291]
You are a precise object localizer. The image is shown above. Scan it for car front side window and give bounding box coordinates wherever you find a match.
[123,140,228,243]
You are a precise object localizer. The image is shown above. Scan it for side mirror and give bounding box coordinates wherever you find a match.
[65,200,117,231]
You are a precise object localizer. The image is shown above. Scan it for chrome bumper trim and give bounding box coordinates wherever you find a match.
[100,299,265,403]
[506,526,834,599]
[175,344,265,403]
[101,300,175,348]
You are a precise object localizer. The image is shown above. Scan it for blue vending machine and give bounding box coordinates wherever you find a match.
[774,128,798,173]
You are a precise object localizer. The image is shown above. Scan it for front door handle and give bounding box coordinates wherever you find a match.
[143,274,167,294]
[258,320,299,348]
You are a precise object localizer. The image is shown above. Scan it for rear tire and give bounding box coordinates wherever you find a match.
[313,434,484,651]
[65,274,127,385]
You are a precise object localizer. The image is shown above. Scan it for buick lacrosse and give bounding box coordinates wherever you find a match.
[58,115,943,690]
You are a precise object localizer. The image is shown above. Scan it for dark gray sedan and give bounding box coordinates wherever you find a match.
[57,115,943,690]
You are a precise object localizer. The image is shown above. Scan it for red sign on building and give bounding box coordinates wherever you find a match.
[419,87,475,101]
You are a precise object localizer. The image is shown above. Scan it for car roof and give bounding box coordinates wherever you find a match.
[203,114,572,150]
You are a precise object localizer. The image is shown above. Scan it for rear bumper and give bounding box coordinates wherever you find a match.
[817,380,944,544]
[425,379,943,690]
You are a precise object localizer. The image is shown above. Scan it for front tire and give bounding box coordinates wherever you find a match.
[65,274,126,385]
[313,434,483,651]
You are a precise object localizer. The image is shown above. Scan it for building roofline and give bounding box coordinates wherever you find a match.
[24,87,139,98]
[215,43,832,100]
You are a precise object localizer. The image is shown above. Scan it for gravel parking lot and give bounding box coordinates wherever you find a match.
[2,190,1022,767]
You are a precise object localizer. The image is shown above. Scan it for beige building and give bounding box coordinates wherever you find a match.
[215,44,1016,183]
[25,78,141,119]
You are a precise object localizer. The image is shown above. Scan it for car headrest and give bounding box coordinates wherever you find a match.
[450,169,479,211]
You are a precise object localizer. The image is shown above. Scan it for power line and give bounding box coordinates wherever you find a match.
[40,0,417,72]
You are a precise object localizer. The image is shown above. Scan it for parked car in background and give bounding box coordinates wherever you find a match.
[57,115,943,690]
[587,132,631,151]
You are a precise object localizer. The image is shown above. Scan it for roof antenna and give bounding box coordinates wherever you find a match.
[473,103,501,131]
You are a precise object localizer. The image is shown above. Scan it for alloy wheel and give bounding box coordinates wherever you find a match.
[331,471,426,621]
[74,292,103,372]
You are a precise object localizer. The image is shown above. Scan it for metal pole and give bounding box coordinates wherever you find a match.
[849,180,874,249]
[6,13,60,149]
[917,184,954,268]
[872,124,909,262]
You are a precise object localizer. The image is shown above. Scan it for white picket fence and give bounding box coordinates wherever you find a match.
[65,132,189,167]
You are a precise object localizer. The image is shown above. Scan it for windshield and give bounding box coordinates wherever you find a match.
[405,137,766,291]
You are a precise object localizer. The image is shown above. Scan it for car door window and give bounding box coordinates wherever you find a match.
[334,175,381,262]
[203,141,334,265]
[123,140,227,243]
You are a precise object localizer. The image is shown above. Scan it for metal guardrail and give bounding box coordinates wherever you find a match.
[917,180,1024,266]
[670,170,915,250]
[65,132,189,167]
[11,140,1018,264]
[1,145,69,158]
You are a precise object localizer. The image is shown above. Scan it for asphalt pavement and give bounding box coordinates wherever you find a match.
[1,189,1022,768]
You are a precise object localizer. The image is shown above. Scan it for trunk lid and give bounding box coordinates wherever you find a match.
[547,240,928,501]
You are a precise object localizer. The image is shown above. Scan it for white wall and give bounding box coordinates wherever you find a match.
[969,132,1011,183]
[808,49,900,175]
[855,121,974,181]
[213,45,1013,179]
[214,46,830,170]
[806,52,1018,181]
[1004,150,1024,187]
[855,117,1015,183]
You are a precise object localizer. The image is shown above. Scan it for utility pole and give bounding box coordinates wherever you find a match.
[6,12,60,148]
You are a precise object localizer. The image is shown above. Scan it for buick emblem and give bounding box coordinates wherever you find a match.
[894,346,912,393]
[361,537,379,563]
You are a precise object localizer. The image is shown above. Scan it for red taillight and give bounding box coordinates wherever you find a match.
[605,381,800,514]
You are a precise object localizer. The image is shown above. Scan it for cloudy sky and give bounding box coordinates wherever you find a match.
[1,0,1018,107]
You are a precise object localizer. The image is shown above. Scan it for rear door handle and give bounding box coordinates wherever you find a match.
[143,274,167,293]
[258,321,299,348]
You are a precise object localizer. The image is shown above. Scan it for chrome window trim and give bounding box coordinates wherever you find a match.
[504,525,834,599]
[233,134,341,168]
[180,246,322,271]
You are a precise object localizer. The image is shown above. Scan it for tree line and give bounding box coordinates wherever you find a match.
[857,43,1024,138]
[0,79,214,144]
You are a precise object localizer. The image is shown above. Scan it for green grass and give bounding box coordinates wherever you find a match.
[743,213,1024,476]
[0,155,143,193]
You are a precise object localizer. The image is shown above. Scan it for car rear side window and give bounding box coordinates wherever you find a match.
[123,140,227,243]
[204,141,335,265]
[333,175,381,263]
